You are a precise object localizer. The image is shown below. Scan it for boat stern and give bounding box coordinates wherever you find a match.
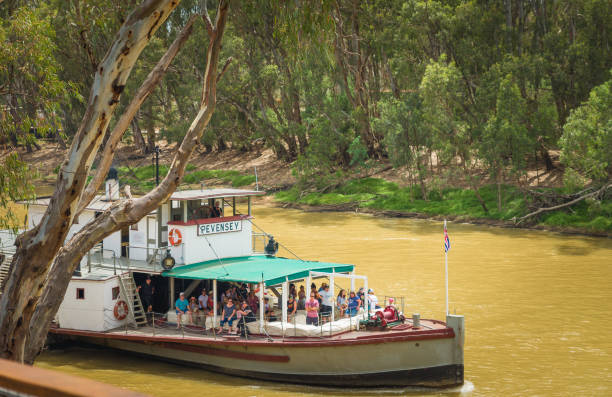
[446,314,465,385]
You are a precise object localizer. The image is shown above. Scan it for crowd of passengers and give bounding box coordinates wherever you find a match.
[173,281,380,334]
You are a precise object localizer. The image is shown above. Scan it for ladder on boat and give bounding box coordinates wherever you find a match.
[0,253,13,295]
[117,272,148,327]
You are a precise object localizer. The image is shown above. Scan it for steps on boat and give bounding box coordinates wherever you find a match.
[118,272,148,327]
[0,254,13,295]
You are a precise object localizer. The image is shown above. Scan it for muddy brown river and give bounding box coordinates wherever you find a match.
[36,206,612,396]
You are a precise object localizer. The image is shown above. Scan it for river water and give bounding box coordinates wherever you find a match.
[36,206,612,396]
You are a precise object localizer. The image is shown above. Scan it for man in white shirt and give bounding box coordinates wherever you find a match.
[368,288,380,310]
[319,284,333,323]
[198,289,209,309]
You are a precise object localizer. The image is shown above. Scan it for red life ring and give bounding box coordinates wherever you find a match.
[114,300,129,320]
[168,228,182,246]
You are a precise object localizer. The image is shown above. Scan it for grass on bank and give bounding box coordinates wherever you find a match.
[116,164,255,193]
[275,178,612,233]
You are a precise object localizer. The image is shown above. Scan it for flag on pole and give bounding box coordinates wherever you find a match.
[444,222,451,252]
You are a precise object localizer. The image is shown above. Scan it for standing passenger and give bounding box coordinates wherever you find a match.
[297,285,306,310]
[319,284,333,323]
[305,292,320,326]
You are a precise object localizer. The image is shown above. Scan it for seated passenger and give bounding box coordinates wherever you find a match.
[263,297,276,321]
[175,292,192,328]
[337,289,348,318]
[218,298,236,334]
[347,291,361,316]
[236,301,254,336]
[305,292,319,326]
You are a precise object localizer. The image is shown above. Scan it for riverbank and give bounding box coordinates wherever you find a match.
[273,179,612,238]
[9,143,611,238]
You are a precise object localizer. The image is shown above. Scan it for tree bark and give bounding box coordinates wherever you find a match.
[23,0,230,364]
[78,13,198,214]
[132,116,146,152]
[0,0,180,363]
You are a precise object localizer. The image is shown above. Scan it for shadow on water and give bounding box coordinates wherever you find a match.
[39,346,472,397]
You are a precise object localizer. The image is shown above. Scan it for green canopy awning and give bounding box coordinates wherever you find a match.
[162,255,354,286]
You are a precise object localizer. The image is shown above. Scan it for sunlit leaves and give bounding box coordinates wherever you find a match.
[560,75,612,183]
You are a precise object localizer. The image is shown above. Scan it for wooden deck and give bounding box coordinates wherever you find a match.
[51,318,452,347]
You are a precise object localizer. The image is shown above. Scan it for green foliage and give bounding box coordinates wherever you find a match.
[560,74,612,183]
[275,177,611,232]
[481,74,533,177]
[347,137,368,168]
[0,6,81,148]
[0,154,37,231]
[116,165,255,192]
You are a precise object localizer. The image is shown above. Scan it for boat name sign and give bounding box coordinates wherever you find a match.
[197,220,242,236]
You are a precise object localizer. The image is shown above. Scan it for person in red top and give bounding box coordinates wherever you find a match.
[247,291,259,314]
[305,291,320,326]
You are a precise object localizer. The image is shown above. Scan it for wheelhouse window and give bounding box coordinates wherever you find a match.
[112,286,120,300]
[76,288,85,300]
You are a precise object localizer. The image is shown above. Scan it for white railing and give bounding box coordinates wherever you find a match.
[252,232,269,254]
[0,229,22,255]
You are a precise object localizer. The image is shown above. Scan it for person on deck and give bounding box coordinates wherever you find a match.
[368,288,380,310]
[263,297,275,321]
[138,276,154,315]
[218,298,237,334]
[198,289,209,312]
[238,283,248,300]
[348,291,361,316]
[287,294,297,321]
[236,301,254,336]
[305,291,319,326]
[337,289,348,318]
[211,200,223,218]
[188,297,199,320]
[319,284,333,323]
[297,286,306,310]
[175,292,192,328]
[197,289,209,328]
[247,290,259,314]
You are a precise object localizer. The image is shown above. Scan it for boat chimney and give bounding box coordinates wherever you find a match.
[412,313,420,328]
[105,167,119,201]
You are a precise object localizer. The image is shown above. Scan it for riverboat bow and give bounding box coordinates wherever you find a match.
[3,183,464,388]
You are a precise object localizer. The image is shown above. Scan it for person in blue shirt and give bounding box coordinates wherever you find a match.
[347,291,361,317]
[175,292,192,328]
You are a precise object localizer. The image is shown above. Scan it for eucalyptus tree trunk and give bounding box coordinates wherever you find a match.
[0,0,181,363]
[22,0,230,364]
[79,13,199,213]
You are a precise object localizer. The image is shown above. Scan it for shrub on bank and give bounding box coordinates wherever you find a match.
[275,178,612,233]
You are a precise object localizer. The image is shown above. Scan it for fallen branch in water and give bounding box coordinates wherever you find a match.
[516,181,612,224]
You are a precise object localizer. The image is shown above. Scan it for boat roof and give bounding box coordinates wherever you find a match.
[168,188,265,201]
[25,188,265,211]
[162,255,354,286]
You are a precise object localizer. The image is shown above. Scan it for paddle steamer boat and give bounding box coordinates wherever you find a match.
[1,176,464,388]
